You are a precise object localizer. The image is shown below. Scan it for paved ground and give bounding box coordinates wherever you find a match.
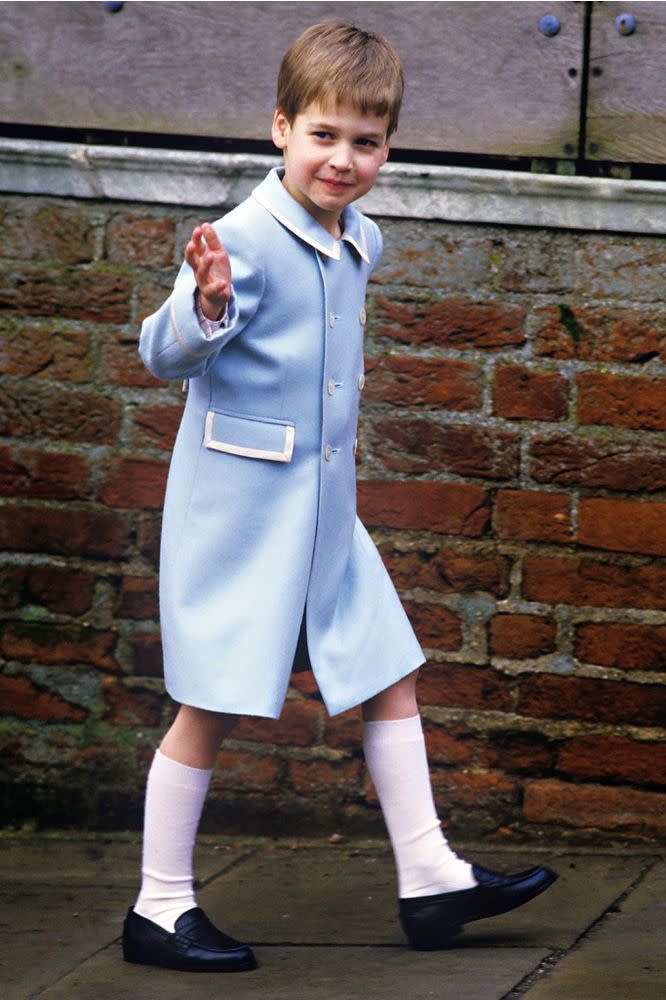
[1,834,664,999]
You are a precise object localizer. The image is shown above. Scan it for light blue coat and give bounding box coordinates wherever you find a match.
[139,168,424,718]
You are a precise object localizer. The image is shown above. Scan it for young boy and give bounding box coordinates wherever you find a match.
[123,22,556,973]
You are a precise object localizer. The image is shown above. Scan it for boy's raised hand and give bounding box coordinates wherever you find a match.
[184,223,232,321]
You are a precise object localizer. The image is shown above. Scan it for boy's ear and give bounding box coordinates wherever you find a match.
[272,109,290,150]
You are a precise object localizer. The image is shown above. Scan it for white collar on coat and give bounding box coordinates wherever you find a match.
[252,167,370,264]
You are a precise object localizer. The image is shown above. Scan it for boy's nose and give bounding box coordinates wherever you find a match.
[328,144,353,170]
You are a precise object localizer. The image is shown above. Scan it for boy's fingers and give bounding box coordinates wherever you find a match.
[200,223,224,252]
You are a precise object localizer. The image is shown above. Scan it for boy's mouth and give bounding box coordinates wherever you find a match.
[318,177,353,191]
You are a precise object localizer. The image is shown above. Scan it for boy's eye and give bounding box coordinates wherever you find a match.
[356,138,379,148]
[313,130,334,140]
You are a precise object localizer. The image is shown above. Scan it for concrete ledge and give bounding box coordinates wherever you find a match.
[3,137,666,233]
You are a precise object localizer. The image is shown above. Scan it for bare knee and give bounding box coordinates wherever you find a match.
[362,669,419,722]
[160,704,237,769]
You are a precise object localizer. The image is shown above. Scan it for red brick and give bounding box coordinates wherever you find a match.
[575,622,666,672]
[134,275,175,324]
[233,700,322,747]
[576,238,666,303]
[128,631,163,677]
[532,303,663,363]
[523,778,666,837]
[24,565,96,615]
[0,321,90,382]
[102,677,164,727]
[365,418,520,480]
[363,355,482,411]
[373,225,490,288]
[0,382,121,445]
[213,750,283,791]
[131,403,183,451]
[323,707,362,750]
[1,621,118,670]
[287,758,360,796]
[115,576,159,620]
[523,554,666,611]
[422,719,477,766]
[99,458,169,510]
[489,614,557,658]
[0,674,87,722]
[417,661,514,712]
[0,504,132,559]
[557,736,666,787]
[517,673,666,727]
[496,233,575,294]
[289,670,319,696]
[358,480,491,536]
[429,769,520,835]
[402,600,462,651]
[378,541,511,597]
[578,497,666,557]
[495,490,571,543]
[106,215,175,267]
[0,445,90,501]
[530,434,666,492]
[100,331,163,388]
[480,731,555,774]
[136,516,162,567]
[0,264,130,322]
[372,295,525,351]
[492,365,567,421]
[577,371,666,431]
[0,202,94,263]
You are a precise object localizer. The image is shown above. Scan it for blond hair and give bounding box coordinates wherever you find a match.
[277,22,404,137]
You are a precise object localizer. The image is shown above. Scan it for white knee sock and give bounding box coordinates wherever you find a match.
[134,748,212,932]
[363,714,477,898]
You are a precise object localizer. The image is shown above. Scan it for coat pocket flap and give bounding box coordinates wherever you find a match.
[204,409,295,462]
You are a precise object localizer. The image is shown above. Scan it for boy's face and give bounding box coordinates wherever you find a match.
[272,101,390,235]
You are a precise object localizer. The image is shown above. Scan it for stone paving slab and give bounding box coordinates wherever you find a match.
[38,940,551,1000]
[522,860,666,1000]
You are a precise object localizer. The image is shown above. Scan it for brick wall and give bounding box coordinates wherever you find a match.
[1,191,665,843]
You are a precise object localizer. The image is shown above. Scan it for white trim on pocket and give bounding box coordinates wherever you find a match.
[204,410,295,463]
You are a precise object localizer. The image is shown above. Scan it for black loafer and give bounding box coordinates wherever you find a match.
[122,906,257,972]
[399,863,558,950]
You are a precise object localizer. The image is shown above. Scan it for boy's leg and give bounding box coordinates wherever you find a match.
[124,705,256,972]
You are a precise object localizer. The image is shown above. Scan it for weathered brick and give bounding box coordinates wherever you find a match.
[358,480,490,536]
[134,274,174,324]
[417,660,514,713]
[136,516,162,567]
[24,564,96,615]
[233,700,322,747]
[0,503,132,559]
[575,238,666,303]
[575,622,666,672]
[115,576,159,620]
[1,621,118,670]
[0,320,90,382]
[530,434,666,492]
[557,736,666,787]
[402,600,462,651]
[131,403,183,451]
[363,355,482,411]
[0,202,94,264]
[287,758,360,796]
[523,778,666,837]
[489,614,557,658]
[496,232,575,294]
[480,731,555,774]
[371,295,525,350]
[289,669,319,697]
[523,554,666,611]
[323,707,362,750]
[102,677,164,727]
[578,497,666,557]
[429,769,520,836]
[0,382,121,444]
[492,365,567,422]
[365,418,520,480]
[128,631,163,677]
[0,445,91,501]
[374,224,490,288]
[99,458,169,510]
[495,490,571,543]
[100,330,163,387]
[517,673,666,727]
[106,214,176,267]
[0,264,130,322]
[577,371,666,431]
[0,674,87,722]
[213,749,283,791]
[422,719,477,766]
[531,303,664,363]
[378,541,510,597]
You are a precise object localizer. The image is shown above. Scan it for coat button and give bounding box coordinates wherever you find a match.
[329,312,336,328]
[357,374,366,391]
[324,444,333,461]
[327,378,336,396]
[359,307,367,325]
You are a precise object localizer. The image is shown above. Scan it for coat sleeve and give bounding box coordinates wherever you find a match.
[138,221,265,381]
[367,218,384,274]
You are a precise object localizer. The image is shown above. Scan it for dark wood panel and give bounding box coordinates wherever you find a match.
[0,0,584,157]
[587,1,666,162]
